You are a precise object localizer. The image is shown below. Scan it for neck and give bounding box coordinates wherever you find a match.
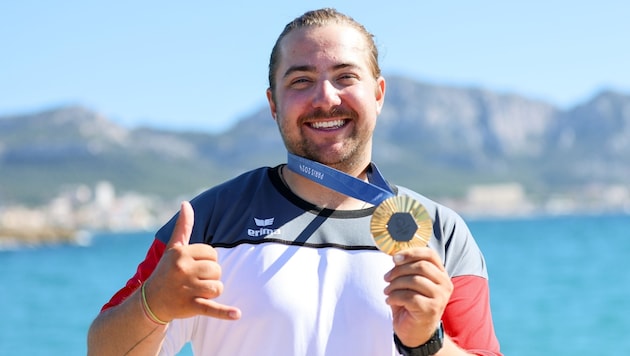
[280,165,371,210]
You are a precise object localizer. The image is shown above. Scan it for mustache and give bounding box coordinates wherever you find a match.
[299,106,358,122]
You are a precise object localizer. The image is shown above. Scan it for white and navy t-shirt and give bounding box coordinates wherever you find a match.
[102,165,501,356]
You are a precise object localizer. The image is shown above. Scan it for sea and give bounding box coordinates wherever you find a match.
[1,213,629,356]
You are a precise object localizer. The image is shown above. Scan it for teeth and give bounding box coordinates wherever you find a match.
[310,120,345,129]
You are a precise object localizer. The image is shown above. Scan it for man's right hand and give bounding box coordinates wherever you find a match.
[143,201,242,322]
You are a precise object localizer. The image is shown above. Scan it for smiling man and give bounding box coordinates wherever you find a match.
[88,8,501,356]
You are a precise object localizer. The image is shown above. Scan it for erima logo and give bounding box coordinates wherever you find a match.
[248,217,281,237]
[254,218,274,226]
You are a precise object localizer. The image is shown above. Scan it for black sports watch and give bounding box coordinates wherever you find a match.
[394,322,444,356]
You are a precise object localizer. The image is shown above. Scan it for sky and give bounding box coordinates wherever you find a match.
[2,0,629,133]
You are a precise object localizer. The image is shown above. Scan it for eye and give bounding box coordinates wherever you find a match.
[337,73,360,85]
[288,77,313,90]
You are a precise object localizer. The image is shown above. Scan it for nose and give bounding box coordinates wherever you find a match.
[312,80,341,109]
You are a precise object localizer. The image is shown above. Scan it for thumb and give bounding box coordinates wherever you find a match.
[167,201,194,248]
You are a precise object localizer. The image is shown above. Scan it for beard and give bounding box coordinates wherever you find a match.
[276,106,373,172]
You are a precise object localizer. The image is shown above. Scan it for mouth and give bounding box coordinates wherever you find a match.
[308,119,349,130]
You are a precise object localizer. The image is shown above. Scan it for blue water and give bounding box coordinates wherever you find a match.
[1,214,628,355]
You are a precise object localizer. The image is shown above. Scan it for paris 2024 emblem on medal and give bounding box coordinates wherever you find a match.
[370,196,433,255]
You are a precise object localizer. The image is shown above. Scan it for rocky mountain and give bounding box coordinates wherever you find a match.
[1,76,629,207]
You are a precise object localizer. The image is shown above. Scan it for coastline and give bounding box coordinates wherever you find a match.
[0,227,90,250]
[1,208,627,250]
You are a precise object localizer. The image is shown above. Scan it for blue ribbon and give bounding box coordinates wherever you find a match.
[286,153,394,206]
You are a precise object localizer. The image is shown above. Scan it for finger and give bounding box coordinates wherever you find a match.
[187,243,219,262]
[194,280,225,299]
[386,250,443,284]
[385,282,452,318]
[187,258,222,280]
[385,258,444,283]
[384,269,440,296]
[167,201,194,249]
[386,288,431,308]
[194,298,242,320]
[393,247,445,271]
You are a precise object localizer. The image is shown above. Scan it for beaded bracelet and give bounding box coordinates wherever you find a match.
[140,283,169,325]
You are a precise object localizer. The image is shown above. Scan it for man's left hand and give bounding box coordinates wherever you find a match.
[384,247,453,347]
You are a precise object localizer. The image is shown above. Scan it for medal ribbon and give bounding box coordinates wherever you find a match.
[286,153,395,206]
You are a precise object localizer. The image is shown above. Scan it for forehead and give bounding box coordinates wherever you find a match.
[277,24,371,71]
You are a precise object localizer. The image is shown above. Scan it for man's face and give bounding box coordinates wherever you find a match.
[267,24,385,172]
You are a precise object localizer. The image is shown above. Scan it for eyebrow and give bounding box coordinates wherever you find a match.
[282,63,360,79]
[282,65,316,79]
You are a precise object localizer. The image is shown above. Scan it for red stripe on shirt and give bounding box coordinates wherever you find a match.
[101,239,167,312]
[443,275,502,356]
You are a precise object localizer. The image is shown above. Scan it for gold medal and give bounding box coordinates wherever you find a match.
[370,196,433,255]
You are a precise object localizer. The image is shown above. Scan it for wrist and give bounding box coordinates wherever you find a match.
[140,283,169,325]
[394,322,444,356]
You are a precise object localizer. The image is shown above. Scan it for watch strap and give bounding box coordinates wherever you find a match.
[394,322,444,356]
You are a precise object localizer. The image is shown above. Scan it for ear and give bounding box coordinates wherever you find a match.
[266,88,277,120]
[375,76,386,115]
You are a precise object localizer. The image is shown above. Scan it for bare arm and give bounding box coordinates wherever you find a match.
[87,290,167,356]
[87,202,241,355]
[438,336,476,355]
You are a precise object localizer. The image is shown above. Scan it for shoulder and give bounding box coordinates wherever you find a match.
[395,185,467,228]
[193,167,275,201]
[156,166,279,243]
[395,185,487,278]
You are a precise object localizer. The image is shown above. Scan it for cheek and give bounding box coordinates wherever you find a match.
[274,109,298,138]
[274,92,307,120]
